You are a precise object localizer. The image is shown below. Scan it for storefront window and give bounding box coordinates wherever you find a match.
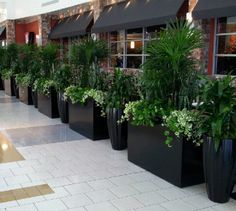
[109,25,164,69]
[215,17,236,75]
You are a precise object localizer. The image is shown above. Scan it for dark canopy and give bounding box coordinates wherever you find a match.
[92,0,185,33]
[49,11,93,39]
[193,0,236,19]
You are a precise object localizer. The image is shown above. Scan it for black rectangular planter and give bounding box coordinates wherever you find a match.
[128,124,204,188]
[19,86,33,105]
[69,100,109,140]
[37,88,59,118]
[4,78,15,96]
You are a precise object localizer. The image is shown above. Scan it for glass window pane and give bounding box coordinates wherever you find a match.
[110,31,125,42]
[145,25,165,39]
[127,56,142,68]
[110,42,125,54]
[217,35,236,54]
[216,57,236,75]
[218,17,236,33]
[127,40,142,54]
[126,28,143,40]
[110,56,123,68]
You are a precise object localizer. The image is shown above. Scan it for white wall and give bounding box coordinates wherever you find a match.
[1,0,90,21]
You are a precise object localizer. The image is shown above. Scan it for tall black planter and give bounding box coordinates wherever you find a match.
[69,99,109,140]
[37,88,59,118]
[4,77,15,96]
[32,90,38,108]
[19,86,33,105]
[12,77,19,98]
[57,92,69,123]
[107,108,127,150]
[203,138,236,203]
[0,76,4,90]
[128,124,204,187]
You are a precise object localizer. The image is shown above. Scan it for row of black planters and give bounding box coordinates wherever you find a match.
[1,77,235,204]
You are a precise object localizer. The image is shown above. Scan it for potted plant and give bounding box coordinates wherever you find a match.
[2,43,19,96]
[198,75,236,203]
[34,43,59,118]
[122,20,204,187]
[15,44,37,105]
[105,68,136,150]
[0,46,6,90]
[53,63,72,123]
[65,38,109,140]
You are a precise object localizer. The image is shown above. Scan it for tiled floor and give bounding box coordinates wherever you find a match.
[0,91,236,211]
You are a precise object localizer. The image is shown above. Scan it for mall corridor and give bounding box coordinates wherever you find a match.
[0,91,235,211]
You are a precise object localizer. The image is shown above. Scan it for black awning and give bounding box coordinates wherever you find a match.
[0,26,6,37]
[49,11,93,39]
[193,0,236,19]
[92,0,185,33]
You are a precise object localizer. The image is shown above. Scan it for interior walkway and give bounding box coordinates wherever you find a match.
[0,91,235,211]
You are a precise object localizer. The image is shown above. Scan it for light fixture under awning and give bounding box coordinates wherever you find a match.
[49,11,93,39]
[193,0,236,19]
[92,0,185,33]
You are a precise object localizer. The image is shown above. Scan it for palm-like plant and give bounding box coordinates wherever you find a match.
[70,38,108,88]
[142,20,202,109]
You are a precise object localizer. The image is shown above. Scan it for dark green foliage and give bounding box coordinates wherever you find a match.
[69,38,108,88]
[142,20,202,109]
[105,69,136,109]
[53,64,72,92]
[198,75,236,150]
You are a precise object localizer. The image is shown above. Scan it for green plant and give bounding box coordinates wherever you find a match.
[162,109,204,146]
[64,86,88,104]
[142,20,202,109]
[198,75,236,150]
[53,64,72,92]
[105,69,136,109]
[1,43,19,79]
[65,86,106,108]
[121,100,164,127]
[33,78,55,95]
[69,38,108,88]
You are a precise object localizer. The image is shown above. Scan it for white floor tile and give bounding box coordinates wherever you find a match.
[134,191,167,206]
[61,194,92,209]
[131,181,159,192]
[161,199,196,211]
[35,199,67,211]
[85,202,119,211]
[6,204,37,211]
[110,185,140,198]
[158,187,188,200]
[135,205,168,211]
[64,183,93,195]
[86,189,117,203]
[111,197,144,210]
[87,179,116,190]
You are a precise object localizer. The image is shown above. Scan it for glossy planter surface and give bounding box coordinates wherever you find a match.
[32,91,38,108]
[57,92,69,123]
[12,77,19,98]
[69,100,109,140]
[204,138,236,203]
[19,86,33,105]
[4,78,15,96]
[107,108,127,150]
[0,76,4,90]
[37,88,59,118]
[128,124,204,187]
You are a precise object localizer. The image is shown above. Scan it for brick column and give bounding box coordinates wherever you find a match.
[6,20,15,44]
[39,14,51,46]
[93,0,104,22]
